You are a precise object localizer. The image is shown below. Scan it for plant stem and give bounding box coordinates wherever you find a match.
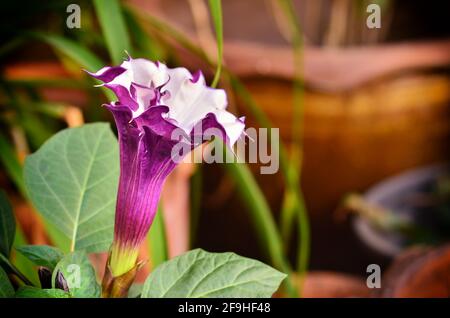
[207,0,223,88]
[0,253,35,286]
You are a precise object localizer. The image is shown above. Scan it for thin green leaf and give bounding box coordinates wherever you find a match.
[37,34,103,71]
[11,227,39,286]
[147,205,168,269]
[16,111,54,150]
[0,252,34,286]
[123,7,164,60]
[222,145,297,297]
[0,132,26,195]
[93,0,131,64]
[207,0,223,88]
[0,190,15,257]
[35,33,115,100]
[128,7,210,64]
[189,167,202,246]
[5,78,89,89]
[231,77,310,287]
[277,0,310,288]
[0,266,14,298]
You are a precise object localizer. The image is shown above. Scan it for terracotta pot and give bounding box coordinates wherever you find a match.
[378,245,450,297]
[301,271,370,298]
[274,271,370,298]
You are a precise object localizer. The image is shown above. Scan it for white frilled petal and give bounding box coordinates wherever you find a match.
[94,57,245,146]
[107,59,162,101]
[215,113,246,146]
[160,67,228,133]
[90,66,110,78]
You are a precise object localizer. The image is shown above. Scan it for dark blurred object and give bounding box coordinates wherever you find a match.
[351,164,450,258]
[37,267,52,289]
[377,244,450,297]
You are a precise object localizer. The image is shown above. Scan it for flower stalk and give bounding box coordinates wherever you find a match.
[101,256,145,298]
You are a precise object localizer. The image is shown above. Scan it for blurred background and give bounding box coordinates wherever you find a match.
[1,0,450,297]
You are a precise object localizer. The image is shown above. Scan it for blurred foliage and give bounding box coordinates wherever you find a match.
[0,0,313,297]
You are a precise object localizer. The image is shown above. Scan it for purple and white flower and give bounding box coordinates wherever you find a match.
[88,56,245,277]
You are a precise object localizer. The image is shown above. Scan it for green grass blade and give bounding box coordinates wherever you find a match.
[0,132,26,195]
[11,227,39,286]
[147,205,168,269]
[36,33,114,100]
[189,167,202,247]
[207,0,223,88]
[126,6,211,63]
[206,2,293,291]
[123,7,164,60]
[278,1,310,289]
[37,34,103,70]
[223,146,297,297]
[5,78,89,89]
[93,0,131,64]
[0,252,35,286]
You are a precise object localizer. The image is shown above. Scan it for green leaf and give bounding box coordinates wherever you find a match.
[208,0,223,88]
[12,226,40,286]
[93,0,131,64]
[0,266,14,298]
[15,286,69,298]
[52,251,100,298]
[0,132,26,195]
[24,123,119,253]
[0,190,15,257]
[0,129,71,253]
[128,283,143,298]
[15,245,64,271]
[141,249,286,298]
